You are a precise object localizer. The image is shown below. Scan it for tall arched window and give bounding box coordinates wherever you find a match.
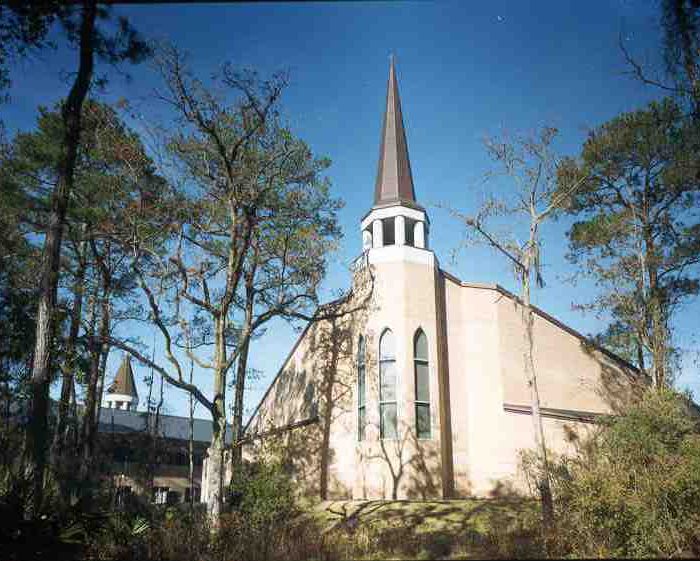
[357,336,366,441]
[414,329,431,439]
[379,329,397,439]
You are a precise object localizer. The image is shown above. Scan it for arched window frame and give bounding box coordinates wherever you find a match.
[414,328,431,439]
[379,328,398,439]
[357,336,366,441]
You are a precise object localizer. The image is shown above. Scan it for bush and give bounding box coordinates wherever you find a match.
[531,389,700,558]
[219,456,299,560]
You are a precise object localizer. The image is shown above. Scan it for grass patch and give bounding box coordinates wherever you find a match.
[309,499,543,560]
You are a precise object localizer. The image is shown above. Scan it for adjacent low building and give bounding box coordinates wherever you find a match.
[99,356,227,505]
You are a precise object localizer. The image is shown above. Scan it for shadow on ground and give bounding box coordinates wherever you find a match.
[314,498,543,560]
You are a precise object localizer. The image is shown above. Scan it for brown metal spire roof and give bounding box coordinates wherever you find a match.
[374,56,418,207]
[107,355,138,400]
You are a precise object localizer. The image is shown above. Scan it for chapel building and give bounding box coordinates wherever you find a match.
[228,59,643,501]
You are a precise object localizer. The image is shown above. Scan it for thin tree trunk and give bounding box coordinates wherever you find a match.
[646,262,667,389]
[207,320,227,523]
[144,334,156,494]
[79,282,110,488]
[231,257,256,472]
[188,355,195,510]
[641,196,667,389]
[25,0,97,517]
[153,373,164,482]
[52,235,87,460]
[94,341,109,425]
[68,374,77,450]
[522,225,554,534]
[231,325,252,469]
[319,318,340,501]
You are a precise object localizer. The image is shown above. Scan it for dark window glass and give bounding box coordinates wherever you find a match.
[414,330,431,439]
[416,403,431,439]
[405,218,415,246]
[383,218,395,246]
[415,362,430,402]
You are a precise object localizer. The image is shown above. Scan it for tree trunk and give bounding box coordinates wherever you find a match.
[152,373,164,490]
[523,303,554,529]
[52,226,88,461]
[144,341,156,493]
[95,343,109,419]
[68,373,78,449]
[522,227,554,534]
[206,407,226,523]
[231,260,257,474]
[25,0,97,518]
[207,311,228,524]
[319,318,341,501]
[79,283,110,488]
[647,272,667,389]
[642,218,667,389]
[188,358,195,511]
[231,332,250,470]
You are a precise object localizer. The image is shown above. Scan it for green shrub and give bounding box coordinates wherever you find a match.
[220,456,298,560]
[530,389,700,558]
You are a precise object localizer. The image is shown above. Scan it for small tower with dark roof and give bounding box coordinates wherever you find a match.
[105,355,139,411]
[361,56,429,253]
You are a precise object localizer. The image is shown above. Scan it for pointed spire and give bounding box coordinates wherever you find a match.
[374,55,417,207]
[107,355,138,400]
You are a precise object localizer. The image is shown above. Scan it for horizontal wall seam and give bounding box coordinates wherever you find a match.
[503,403,606,424]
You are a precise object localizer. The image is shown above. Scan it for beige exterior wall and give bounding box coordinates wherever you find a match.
[242,246,643,502]
[442,279,642,497]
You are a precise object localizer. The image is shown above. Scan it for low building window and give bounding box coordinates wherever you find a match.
[185,487,201,503]
[153,486,169,505]
[115,486,132,507]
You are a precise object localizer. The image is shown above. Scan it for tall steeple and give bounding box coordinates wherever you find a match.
[374,56,417,207]
[360,56,429,254]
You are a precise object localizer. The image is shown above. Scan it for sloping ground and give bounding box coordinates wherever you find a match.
[309,499,544,560]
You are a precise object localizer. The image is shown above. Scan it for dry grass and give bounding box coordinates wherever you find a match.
[308,499,543,560]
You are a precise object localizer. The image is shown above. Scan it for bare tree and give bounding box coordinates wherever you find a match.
[102,45,288,523]
[449,127,589,535]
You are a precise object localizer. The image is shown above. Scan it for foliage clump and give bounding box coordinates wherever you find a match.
[531,389,700,558]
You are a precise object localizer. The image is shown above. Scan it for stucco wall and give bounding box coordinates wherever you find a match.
[442,280,642,497]
[496,291,641,414]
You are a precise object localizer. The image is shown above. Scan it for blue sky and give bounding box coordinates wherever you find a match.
[4,0,699,419]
